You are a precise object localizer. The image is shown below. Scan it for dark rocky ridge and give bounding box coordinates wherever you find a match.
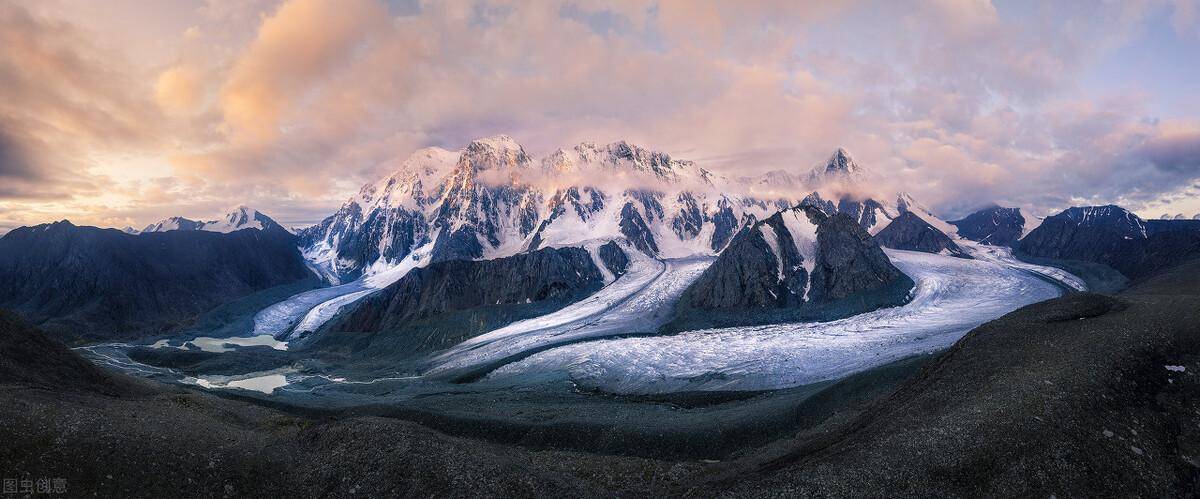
[680,210,814,310]
[949,205,1025,247]
[0,310,125,394]
[807,212,911,302]
[311,246,617,358]
[0,221,313,343]
[1019,205,1200,280]
[670,208,913,330]
[874,211,972,258]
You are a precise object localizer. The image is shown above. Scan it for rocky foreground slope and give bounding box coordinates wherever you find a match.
[3,257,1197,496]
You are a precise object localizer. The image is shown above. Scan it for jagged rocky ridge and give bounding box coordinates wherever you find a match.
[1019,205,1200,280]
[310,243,626,358]
[950,206,1025,247]
[297,137,775,284]
[669,207,913,330]
[296,138,950,286]
[875,211,972,258]
[0,221,314,342]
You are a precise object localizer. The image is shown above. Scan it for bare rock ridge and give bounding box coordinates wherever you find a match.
[670,206,913,330]
[949,205,1025,247]
[1019,205,1200,280]
[875,211,972,258]
[0,220,313,342]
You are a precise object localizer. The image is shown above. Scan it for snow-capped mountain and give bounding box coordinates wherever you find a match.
[143,206,286,234]
[143,216,206,233]
[299,136,796,284]
[298,137,954,288]
[806,147,866,186]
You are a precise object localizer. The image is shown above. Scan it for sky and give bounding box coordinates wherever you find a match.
[1,0,1199,232]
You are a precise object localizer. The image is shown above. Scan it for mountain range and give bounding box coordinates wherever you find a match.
[1,135,1198,360]
[142,205,288,234]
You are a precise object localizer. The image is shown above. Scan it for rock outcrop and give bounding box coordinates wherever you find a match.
[875,211,972,258]
[808,212,912,302]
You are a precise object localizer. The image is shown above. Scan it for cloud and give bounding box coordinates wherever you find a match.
[2,0,1200,231]
[155,64,206,114]
[0,2,165,209]
[219,0,390,141]
[1139,127,1200,174]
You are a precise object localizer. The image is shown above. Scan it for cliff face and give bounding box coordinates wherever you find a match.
[808,212,912,302]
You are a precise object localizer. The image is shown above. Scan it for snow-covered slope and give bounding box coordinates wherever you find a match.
[143,206,285,234]
[298,136,792,285]
[300,141,949,285]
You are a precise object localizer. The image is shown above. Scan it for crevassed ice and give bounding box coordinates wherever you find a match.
[488,249,1074,394]
[425,250,713,380]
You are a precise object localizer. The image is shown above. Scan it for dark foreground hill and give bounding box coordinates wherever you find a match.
[1,258,1198,496]
[0,221,314,343]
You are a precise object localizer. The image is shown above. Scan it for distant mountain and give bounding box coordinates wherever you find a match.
[876,211,971,258]
[298,136,787,284]
[949,206,1025,247]
[121,226,140,235]
[0,221,313,342]
[806,148,866,185]
[143,206,286,234]
[1019,205,1200,280]
[143,216,205,232]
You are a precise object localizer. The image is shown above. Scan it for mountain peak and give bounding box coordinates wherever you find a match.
[461,135,531,172]
[808,147,865,184]
[142,206,284,234]
[468,135,522,153]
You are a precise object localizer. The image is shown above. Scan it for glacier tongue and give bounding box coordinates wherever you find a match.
[485,248,1079,394]
[424,246,714,382]
[253,237,438,341]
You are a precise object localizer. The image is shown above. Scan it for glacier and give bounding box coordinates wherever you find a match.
[425,249,715,382]
[485,248,1073,394]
